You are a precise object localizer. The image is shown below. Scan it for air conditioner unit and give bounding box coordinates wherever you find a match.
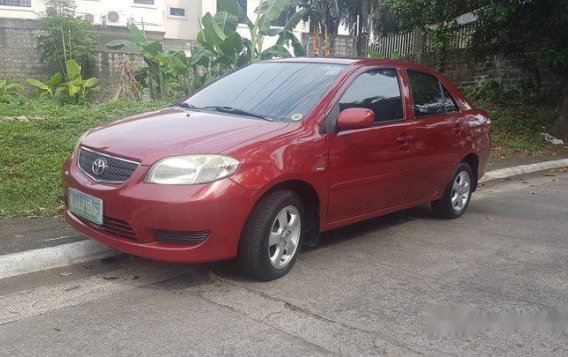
[107,11,120,23]
[84,13,95,23]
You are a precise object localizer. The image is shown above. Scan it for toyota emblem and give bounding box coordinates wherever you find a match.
[91,158,107,175]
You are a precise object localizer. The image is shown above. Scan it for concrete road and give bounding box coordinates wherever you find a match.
[1,172,568,356]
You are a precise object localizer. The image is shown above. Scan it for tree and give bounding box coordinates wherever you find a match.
[37,0,99,77]
[299,0,339,56]
[469,0,568,140]
[382,0,568,139]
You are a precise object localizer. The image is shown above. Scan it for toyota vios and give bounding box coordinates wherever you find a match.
[63,58,491,281]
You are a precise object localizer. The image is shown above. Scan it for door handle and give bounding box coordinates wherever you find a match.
[397,135,413,144]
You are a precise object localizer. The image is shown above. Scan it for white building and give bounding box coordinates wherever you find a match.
[0,0,316,51]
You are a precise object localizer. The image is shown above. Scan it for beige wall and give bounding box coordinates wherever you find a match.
[0,0,165,33]
[163,0,201,42]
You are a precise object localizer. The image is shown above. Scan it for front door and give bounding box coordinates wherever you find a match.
[327,68,414,222]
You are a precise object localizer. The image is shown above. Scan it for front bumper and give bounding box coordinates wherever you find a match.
[63,156,258,263]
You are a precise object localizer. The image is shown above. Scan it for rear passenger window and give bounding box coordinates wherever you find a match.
[338,68,404,123]
[407,70,458,117]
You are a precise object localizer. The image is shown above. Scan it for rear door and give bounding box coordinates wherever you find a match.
[327,67,414,222]
[404,69,466,201]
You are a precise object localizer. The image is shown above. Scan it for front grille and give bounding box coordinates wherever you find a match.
[80,215,137,240]
[78,147,139,184]
[156,230,210,245]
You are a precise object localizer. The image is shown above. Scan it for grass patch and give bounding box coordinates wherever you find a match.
[0,100,167,217]
[476,99,567,158]
[1,97,566,217]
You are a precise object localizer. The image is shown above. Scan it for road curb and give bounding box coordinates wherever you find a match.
[480,158,568,183]
[0,240,117,280]
[1,158,568,280]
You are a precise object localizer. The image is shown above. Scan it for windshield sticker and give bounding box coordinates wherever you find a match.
[291,113,303,121]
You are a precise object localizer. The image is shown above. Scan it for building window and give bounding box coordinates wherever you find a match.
[169,7,186,17]
[133,0,154,5]
[0,0,32,6]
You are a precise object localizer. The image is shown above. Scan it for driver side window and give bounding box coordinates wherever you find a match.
[338,68,404,123]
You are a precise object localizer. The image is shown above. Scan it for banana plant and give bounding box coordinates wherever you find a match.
[27,73,62,98]
[0,78,25,104]
[106,23,187,99]
[216,0,307,62]
[27,60,98,102]
[60,59,99,101]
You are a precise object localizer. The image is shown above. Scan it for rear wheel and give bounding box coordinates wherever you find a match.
[239,190,303,281]
[431,162,473,219]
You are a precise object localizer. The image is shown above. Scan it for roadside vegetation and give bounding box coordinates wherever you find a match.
[1,0,567,217]
[0,100,166,217]
[463,81,568,158]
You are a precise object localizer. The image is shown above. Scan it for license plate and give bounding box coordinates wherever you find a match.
[68,188,103,225]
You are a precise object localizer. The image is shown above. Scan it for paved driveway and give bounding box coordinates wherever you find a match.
[1,172,567,356]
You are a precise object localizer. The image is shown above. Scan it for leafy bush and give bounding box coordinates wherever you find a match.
[0,78,27,104]
[27,59,99,103]
[107,0,307,100]
[107,24,188,100]
[37,0,99,76]
[462,80,516,104]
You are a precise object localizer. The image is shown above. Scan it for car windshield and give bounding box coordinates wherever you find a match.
[183,62,347,122]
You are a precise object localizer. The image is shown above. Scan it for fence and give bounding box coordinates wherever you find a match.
[368,23,476,58]
[368,29,423,58]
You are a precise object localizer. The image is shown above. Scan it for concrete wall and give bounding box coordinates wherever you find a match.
[0,18,145,100]
[0,18,49,81]
[417,50,556,93]
[94,50,144,100]
[302,33,357,57]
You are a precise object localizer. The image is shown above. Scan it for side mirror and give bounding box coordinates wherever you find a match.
[336,108,375,131]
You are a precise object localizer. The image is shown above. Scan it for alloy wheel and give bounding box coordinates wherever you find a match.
[268,205,301,269]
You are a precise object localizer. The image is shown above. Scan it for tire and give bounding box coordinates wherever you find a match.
[431,162,474,219]
[239,190,304,281]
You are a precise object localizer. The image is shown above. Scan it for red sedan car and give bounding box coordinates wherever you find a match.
[63,58,491,281]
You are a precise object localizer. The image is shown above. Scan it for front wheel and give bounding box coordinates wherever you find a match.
[239,190,304,281]
[431,162,473,219]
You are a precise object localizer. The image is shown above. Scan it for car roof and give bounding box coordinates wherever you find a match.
[268,57,444,77]
[269,56,433,70]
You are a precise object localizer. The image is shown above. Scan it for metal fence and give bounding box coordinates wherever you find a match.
[368,23,476,58]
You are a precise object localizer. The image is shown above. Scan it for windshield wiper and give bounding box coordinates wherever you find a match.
[203,106,272,121]
[174,102,198,109]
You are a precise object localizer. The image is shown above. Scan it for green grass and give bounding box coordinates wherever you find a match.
[476,99,566,158]
[0,99,167,217]
[0,97,566,217]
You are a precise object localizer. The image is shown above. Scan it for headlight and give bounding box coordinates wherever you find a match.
[146,155,240,185]
[71,130,90,158]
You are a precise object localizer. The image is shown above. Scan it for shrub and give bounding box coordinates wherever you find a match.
[37,0,99,77]
[0,77,27,104]
[27,59,99,103]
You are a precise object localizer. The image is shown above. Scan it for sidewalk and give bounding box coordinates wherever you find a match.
[2,153,568,279]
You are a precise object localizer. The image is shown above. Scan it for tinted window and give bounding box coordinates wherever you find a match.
[442,87,458,112]
[185,62,346,122]
[408,70,458,116]
[338,69,404,123]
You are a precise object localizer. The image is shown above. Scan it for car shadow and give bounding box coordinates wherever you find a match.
[209,203,438,282]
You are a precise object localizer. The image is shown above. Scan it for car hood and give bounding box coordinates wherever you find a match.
[81,107,289,165]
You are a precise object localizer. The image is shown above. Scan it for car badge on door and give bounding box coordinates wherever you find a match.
[91,158,107,175]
